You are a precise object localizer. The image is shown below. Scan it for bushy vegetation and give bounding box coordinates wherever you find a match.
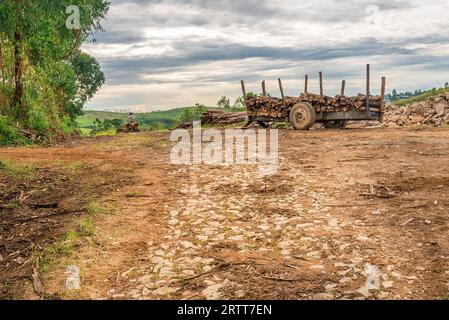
[393,86,449,107]
[0,1,109,145]
[0,115,27,145]
[180,103,208,122]
[216,95,247,112]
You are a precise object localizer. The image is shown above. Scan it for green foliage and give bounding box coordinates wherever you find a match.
[0,1,109,144]
[180,103,208,123]
[0,116,26,145]
[27,108,49,133]
[217,96,231,109]
[245,92,258,98]
[77,105,223,131]
[93,118,123,131]
[231,96,247,111]
[59,115,77,135]
[394,87,449,107]
[69,51,106,120]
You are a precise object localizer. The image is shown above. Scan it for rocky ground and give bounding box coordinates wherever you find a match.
[380,93,449,128]
[1,128,449,300]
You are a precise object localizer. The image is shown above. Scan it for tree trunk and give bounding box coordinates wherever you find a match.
[13,31,24,118]
[13,0,25,119]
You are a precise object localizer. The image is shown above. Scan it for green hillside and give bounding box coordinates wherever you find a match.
[77,106,222,134]
[393,87,449,106]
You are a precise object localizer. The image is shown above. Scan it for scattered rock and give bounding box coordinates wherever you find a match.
[202,283,224,300]
[312,293,334,300]
[66,265,81,290]
[357,264,381,297]
[152,286,177,296]
[12,257,25,264]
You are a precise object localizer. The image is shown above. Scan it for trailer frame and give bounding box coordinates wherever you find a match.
[242,64,386,129]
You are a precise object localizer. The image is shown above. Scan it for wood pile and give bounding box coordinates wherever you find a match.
[201,111,247,125]
[246,93,382,118]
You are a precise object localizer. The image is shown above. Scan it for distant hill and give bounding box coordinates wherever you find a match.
[77,106,223,134]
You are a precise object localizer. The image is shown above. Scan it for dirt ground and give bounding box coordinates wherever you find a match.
[1,127,448,300]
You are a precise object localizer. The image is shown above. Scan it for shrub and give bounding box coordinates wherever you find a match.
[59,115,77,135]
[27,108,49,133]
[217,96,231,109]
[0,116,26,146]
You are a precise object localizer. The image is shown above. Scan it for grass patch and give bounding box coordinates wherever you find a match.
[4,202,20,209]
[34,218,97,273]
[78,218,96,237]
[92,128,117,137]
[67,161,89,171]
[0,159,35,179]
[87,201,107,215]
[79,128,92,137]
[126,191,140,197]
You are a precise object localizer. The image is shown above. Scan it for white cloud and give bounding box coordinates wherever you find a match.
[84,0,449,110]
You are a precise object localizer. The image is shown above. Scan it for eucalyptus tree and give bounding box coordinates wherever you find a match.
[0,0,109,123]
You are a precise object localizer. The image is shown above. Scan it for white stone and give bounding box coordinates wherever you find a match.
[312,293,333,300]
[151,256,165,264]
[152,286,177,296]
[202,265,213,273]
[382,281,394,289]
[202,283,224,300]
[180,241,196,249]
[142,287,151,296]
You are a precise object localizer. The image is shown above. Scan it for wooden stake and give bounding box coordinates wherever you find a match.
[278,78,285,100]
[241,80,246,98]
[366,64,370,112]
[380,76,386,114]
[262,80,266,96]
[341,80,346,96]
[304,74,308,94]
[319,72,323,97]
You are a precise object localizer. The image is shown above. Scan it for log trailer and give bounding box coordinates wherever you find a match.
[241,64,386,130]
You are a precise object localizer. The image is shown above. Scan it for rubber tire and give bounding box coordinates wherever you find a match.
[257,121,269,128]
[323,120,347,129]
[289,103,316,130]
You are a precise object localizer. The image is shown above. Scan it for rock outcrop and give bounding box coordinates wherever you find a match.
[382,93,449,127]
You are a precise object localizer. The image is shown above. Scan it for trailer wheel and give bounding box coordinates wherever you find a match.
[257,121,269,128]
[289,103,316,130]
[323,120,347,129]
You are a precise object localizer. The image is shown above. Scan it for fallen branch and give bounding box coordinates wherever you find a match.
[262,275,302,282]
[0,208,84,226]
[31,267,45,299]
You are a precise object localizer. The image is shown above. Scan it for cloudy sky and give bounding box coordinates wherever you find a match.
[83,0,449,111]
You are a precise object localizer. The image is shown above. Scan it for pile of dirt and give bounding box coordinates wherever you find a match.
[382,93,449,127]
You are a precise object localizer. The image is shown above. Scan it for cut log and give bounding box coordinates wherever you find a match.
[201,111,247,125]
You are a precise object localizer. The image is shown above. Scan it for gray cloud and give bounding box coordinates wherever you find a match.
[83,0,449,110]
[98,38,415,85]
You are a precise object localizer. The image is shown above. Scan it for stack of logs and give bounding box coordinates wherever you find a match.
[201,111,247,125]
[246,93,382,118]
